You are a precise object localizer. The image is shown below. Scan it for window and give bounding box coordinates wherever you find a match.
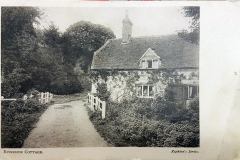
[188,85,199,99]
[141,60,147,68]
[169,77,174,84]
[140,58,160,69]
[136,85,154,98]
[152,59,159,68]
[143,86,148,96]
[149,86,154,96]
[147,60,152,68]
[137,86,142,96]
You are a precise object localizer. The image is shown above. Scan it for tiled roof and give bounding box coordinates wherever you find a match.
[91,35,199,70]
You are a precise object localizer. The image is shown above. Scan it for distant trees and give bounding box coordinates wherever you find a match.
[178,7,200,44]
[1,7,115,97]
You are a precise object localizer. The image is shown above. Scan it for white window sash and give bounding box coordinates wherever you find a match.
[137,85,154,98]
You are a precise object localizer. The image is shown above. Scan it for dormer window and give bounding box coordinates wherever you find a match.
[139,48,161,69]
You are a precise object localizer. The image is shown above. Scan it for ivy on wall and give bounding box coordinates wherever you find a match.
[96,82,110,101]
[89,69,198,102]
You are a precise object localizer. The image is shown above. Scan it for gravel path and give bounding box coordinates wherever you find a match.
[23,99,108,147]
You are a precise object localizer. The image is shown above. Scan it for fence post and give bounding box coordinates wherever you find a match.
[40,92,43,104]
[44,92,47,104]
[23,95,28,100]
[44,92,46,104]
[46,92,49,103]
[96,97,99,110]
[87,93,106,119]
[91,95,94,111]
[102,101,106,119]
[50,93,53,100]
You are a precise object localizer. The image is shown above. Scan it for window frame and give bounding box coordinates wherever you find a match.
[136,84,155,98]
[187,85,199,99]
[140,58,160,69]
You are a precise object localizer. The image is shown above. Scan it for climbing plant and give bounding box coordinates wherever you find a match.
[96,82,110,101]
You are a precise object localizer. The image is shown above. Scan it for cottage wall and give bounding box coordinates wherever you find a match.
[91,70,169,102]
[91,68,199,103]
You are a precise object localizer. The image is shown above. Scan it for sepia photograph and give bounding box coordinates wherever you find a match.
[1,6,199,148]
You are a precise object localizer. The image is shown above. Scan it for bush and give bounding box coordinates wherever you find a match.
[89,96,199,147]
[49,78,83,95]
[23,99,45,113]
[1,98,48,148]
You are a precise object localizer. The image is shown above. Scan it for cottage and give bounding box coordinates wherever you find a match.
[90,13,199,103]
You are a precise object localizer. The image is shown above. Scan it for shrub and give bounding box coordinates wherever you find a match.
[89,96,199,147]
[1,98,47,148]
[23,99,45,113]
[188,96,199,111]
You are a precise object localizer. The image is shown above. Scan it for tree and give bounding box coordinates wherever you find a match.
[42,24,62,48]
[1,7,40,49]
[1,8,115,96]
[63,21,115,72]
[183,7,200,31]
[178,7,200,44]
[1,7,41,97]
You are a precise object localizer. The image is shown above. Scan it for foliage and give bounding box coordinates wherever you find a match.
[1,68,31,98]
[89,97,199,147]
[178,7,200,44]
[89,70,111,82]
[178,29,199,45]
[1,7,86,96]
[96,83,110,101]
[63,21,115,72]
[1,7,40,97]
[1,7,41,49]
[1,99,47,148]
[42,24,62,48]
[183,7,200,31]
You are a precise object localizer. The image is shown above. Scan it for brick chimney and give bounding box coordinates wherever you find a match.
[122,11,132,44]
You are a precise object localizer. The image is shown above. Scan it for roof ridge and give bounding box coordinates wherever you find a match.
[131,34,177,39]
[112,34,178,41]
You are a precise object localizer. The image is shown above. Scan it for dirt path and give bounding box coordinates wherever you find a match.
[23,98,108,147]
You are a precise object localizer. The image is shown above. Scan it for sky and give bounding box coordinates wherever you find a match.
[39,7,191,38]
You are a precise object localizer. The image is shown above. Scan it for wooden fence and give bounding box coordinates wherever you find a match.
[2,92,53,104]
[1,97,17,101]
[87,93,106,119]
[38,92,53,104]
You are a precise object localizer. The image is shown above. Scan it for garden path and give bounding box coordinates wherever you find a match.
[23,98,108,147]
